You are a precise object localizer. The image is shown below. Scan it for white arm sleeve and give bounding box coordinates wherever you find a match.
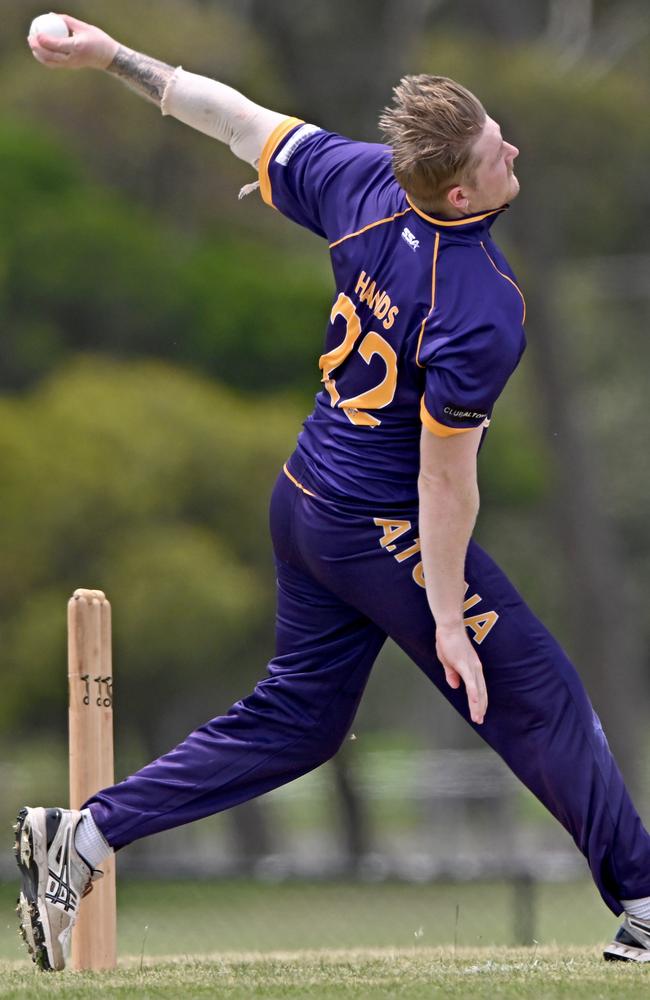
[161,67,288,168]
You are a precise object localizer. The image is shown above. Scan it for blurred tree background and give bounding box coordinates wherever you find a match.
[1,0,649,886]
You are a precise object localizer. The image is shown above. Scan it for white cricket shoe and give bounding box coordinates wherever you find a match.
[604,913,650,963]
[14,806,102,971]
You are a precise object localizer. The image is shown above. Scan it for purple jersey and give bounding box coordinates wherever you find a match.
[259,119,527,506]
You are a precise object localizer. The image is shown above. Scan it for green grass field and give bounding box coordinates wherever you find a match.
[1,949,647,999]
[0,879,641,998]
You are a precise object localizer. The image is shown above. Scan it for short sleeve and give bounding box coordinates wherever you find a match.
[258,119,399,242]
[421,322,521,438]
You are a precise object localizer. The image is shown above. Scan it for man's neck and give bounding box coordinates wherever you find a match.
[410,197,465,220]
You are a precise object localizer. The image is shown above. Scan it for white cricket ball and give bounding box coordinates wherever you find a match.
[29,12,70,39]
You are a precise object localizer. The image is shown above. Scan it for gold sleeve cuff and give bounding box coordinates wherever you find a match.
[258,117,305,208]
[420,398,477,437]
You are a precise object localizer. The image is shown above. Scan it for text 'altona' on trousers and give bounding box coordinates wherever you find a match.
[87,456,650,914]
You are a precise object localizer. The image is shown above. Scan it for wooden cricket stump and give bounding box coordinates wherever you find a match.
[68,588,117,971]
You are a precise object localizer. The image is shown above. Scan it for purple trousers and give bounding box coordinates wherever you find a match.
[87,456,650,914]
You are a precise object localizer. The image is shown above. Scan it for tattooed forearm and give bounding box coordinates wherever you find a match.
[107,47,175,106]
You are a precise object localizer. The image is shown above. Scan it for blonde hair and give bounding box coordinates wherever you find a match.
[379,75,486,207]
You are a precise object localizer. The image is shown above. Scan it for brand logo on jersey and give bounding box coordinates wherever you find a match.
[276,124,322,165]
[401,227,420,252]
[443,405,488,423]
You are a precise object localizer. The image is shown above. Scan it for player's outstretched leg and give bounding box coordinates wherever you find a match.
[13,475,386,970]
[14,807,103,971]
[81,558,384,848]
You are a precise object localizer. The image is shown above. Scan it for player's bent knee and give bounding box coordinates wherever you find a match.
[298,725,349,769]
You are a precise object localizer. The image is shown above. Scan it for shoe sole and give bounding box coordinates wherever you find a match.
[603,942,650,963]
[14,807,58,972]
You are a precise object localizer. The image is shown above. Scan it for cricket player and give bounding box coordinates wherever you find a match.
[17,14,650,970]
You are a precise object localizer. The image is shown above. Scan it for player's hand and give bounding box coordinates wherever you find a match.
[28,14,119,71]
[435,622,487,725]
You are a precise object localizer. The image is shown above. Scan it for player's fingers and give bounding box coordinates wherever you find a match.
[32,49,70,69]
[467,666,487,724]
[59,14,92,31]
[35,34,73,54]
[465,676,485,725]
[443,665,461,689]
[30,47,55,64]
[477,661,488,713]
[31,47,70,66]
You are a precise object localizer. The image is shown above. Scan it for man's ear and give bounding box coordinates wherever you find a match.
[446,185,470,213]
